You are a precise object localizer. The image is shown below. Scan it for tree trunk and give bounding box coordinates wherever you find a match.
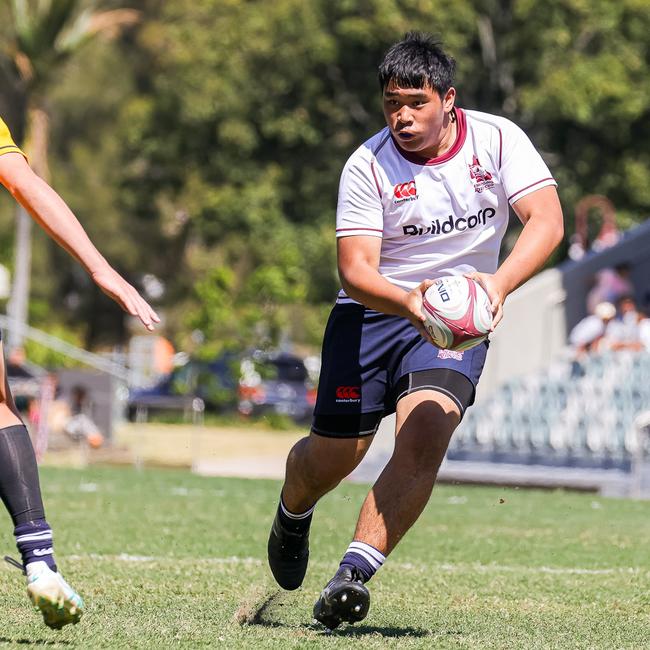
[6,107,50,352]
[6,206,32,351]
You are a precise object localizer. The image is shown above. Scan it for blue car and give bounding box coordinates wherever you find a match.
[127,355,239,421]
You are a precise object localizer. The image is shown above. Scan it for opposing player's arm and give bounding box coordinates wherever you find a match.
[338,235,434,341]
[467,185,563,327]
[0,152,159,331]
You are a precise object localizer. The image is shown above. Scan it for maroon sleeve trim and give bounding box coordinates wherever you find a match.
[498,128,503,169]
[508,177,555,202]
[370,160,382,199]
[336,227,383,233]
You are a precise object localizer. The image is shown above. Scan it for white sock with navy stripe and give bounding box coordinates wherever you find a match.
[280,499,315,521]
[340,540,386,582]
[277,495,315,534]
[15,520,57,572]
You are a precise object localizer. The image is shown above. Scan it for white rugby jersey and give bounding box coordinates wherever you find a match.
[335,108,556,303]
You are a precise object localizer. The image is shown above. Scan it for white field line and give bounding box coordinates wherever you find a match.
[63,554,646,577]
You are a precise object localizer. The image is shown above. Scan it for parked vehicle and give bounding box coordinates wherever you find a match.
[127,354,239,421]
[128,350,316,423]
[238,351,316,423]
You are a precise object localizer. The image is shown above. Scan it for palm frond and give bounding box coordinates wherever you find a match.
[3,1,139,93]
[9,0,30,37]
[10,0,78,61]
[56,8,141,54]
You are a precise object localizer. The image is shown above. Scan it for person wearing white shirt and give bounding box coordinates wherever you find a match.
[266,32,564,629]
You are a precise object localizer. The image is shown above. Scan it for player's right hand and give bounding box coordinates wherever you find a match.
[91,267,160,332]
[402,280,436,345]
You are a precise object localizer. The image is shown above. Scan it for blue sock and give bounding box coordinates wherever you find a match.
[15,520,57,572]
[340,540,386,582]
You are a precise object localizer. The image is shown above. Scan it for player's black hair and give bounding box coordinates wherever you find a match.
[378,32,456,98]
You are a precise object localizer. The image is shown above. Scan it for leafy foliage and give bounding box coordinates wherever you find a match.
[1,0,649,352]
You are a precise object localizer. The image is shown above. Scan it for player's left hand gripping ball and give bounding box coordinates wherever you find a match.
[421,275,493,350]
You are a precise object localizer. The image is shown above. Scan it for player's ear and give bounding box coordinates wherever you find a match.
[442,87,456,114]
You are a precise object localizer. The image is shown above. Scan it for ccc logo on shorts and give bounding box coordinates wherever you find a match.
[335,386,361,401]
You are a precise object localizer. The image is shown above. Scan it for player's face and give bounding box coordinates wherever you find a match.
[382,82,456,158]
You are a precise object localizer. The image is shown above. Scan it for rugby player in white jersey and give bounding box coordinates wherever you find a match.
[267,32,564,629]
[0,116,159,629]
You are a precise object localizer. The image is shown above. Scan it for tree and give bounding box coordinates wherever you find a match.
[0,0,139,351]
[2,0,648,353]
[111,0,482,352]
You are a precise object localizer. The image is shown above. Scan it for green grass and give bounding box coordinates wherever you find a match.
[1,466,649,648]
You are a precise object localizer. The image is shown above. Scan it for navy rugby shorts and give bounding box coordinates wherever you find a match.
[312,303,488,438]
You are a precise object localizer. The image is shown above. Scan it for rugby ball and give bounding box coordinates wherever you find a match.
[421,276,493,351]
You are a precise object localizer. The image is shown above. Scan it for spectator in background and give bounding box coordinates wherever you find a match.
[604,296,644,352]
[586,264,634,315]
[639,310,650,353]
[63,386,104,449]
[569,301,616,357]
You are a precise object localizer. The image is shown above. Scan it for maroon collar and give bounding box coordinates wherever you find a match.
[392,108,467,166]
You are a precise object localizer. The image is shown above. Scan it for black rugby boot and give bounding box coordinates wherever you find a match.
[267,510,310,590]
[313,566,370,630]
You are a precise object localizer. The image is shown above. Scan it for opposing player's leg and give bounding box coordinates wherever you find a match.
[268,429,376,590]
[0,342,83,629]
[314,368,473,630]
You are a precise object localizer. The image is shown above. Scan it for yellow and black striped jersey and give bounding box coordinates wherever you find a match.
[0,117,24,158]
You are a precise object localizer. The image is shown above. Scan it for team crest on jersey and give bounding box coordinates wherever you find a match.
[469,155,494,193]
[393,180,418,205]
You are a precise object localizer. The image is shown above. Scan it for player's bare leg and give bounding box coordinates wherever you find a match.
[0,343,83,629]
[283,434,373,512]
[267,433,373,590]
[353,390,459,553]
[313,390,459,629]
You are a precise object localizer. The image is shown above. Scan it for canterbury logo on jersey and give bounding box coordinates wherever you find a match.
[393,180,418,204]
[335,386,361,401]
[402,207,496,237]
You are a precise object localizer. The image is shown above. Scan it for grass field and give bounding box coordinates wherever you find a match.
[0,466,649,648]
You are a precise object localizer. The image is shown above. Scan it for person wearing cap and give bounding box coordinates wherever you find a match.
[569,301,616,356]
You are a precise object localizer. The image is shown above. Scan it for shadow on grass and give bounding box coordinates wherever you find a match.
[315,624,429,638]
[0,639,73,646]
[248,620,430,638]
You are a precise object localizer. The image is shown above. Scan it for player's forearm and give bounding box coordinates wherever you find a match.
[339,262,410,317]
[9,171,111,277]
[495,213,563,296]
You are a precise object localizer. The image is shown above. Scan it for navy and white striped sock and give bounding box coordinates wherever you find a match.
[277,496,315,534]
[15,520,57,572]
[340,540,386,582]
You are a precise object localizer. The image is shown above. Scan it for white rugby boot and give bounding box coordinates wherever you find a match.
[25,561,84,629]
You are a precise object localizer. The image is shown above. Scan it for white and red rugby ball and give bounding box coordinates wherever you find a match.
[421,276,493,351]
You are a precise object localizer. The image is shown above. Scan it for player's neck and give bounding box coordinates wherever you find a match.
[417,114,457,160]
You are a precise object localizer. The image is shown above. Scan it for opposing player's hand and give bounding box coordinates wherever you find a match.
[402,279,436,344]
[465,272,506,330]
[91,267,160,332]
